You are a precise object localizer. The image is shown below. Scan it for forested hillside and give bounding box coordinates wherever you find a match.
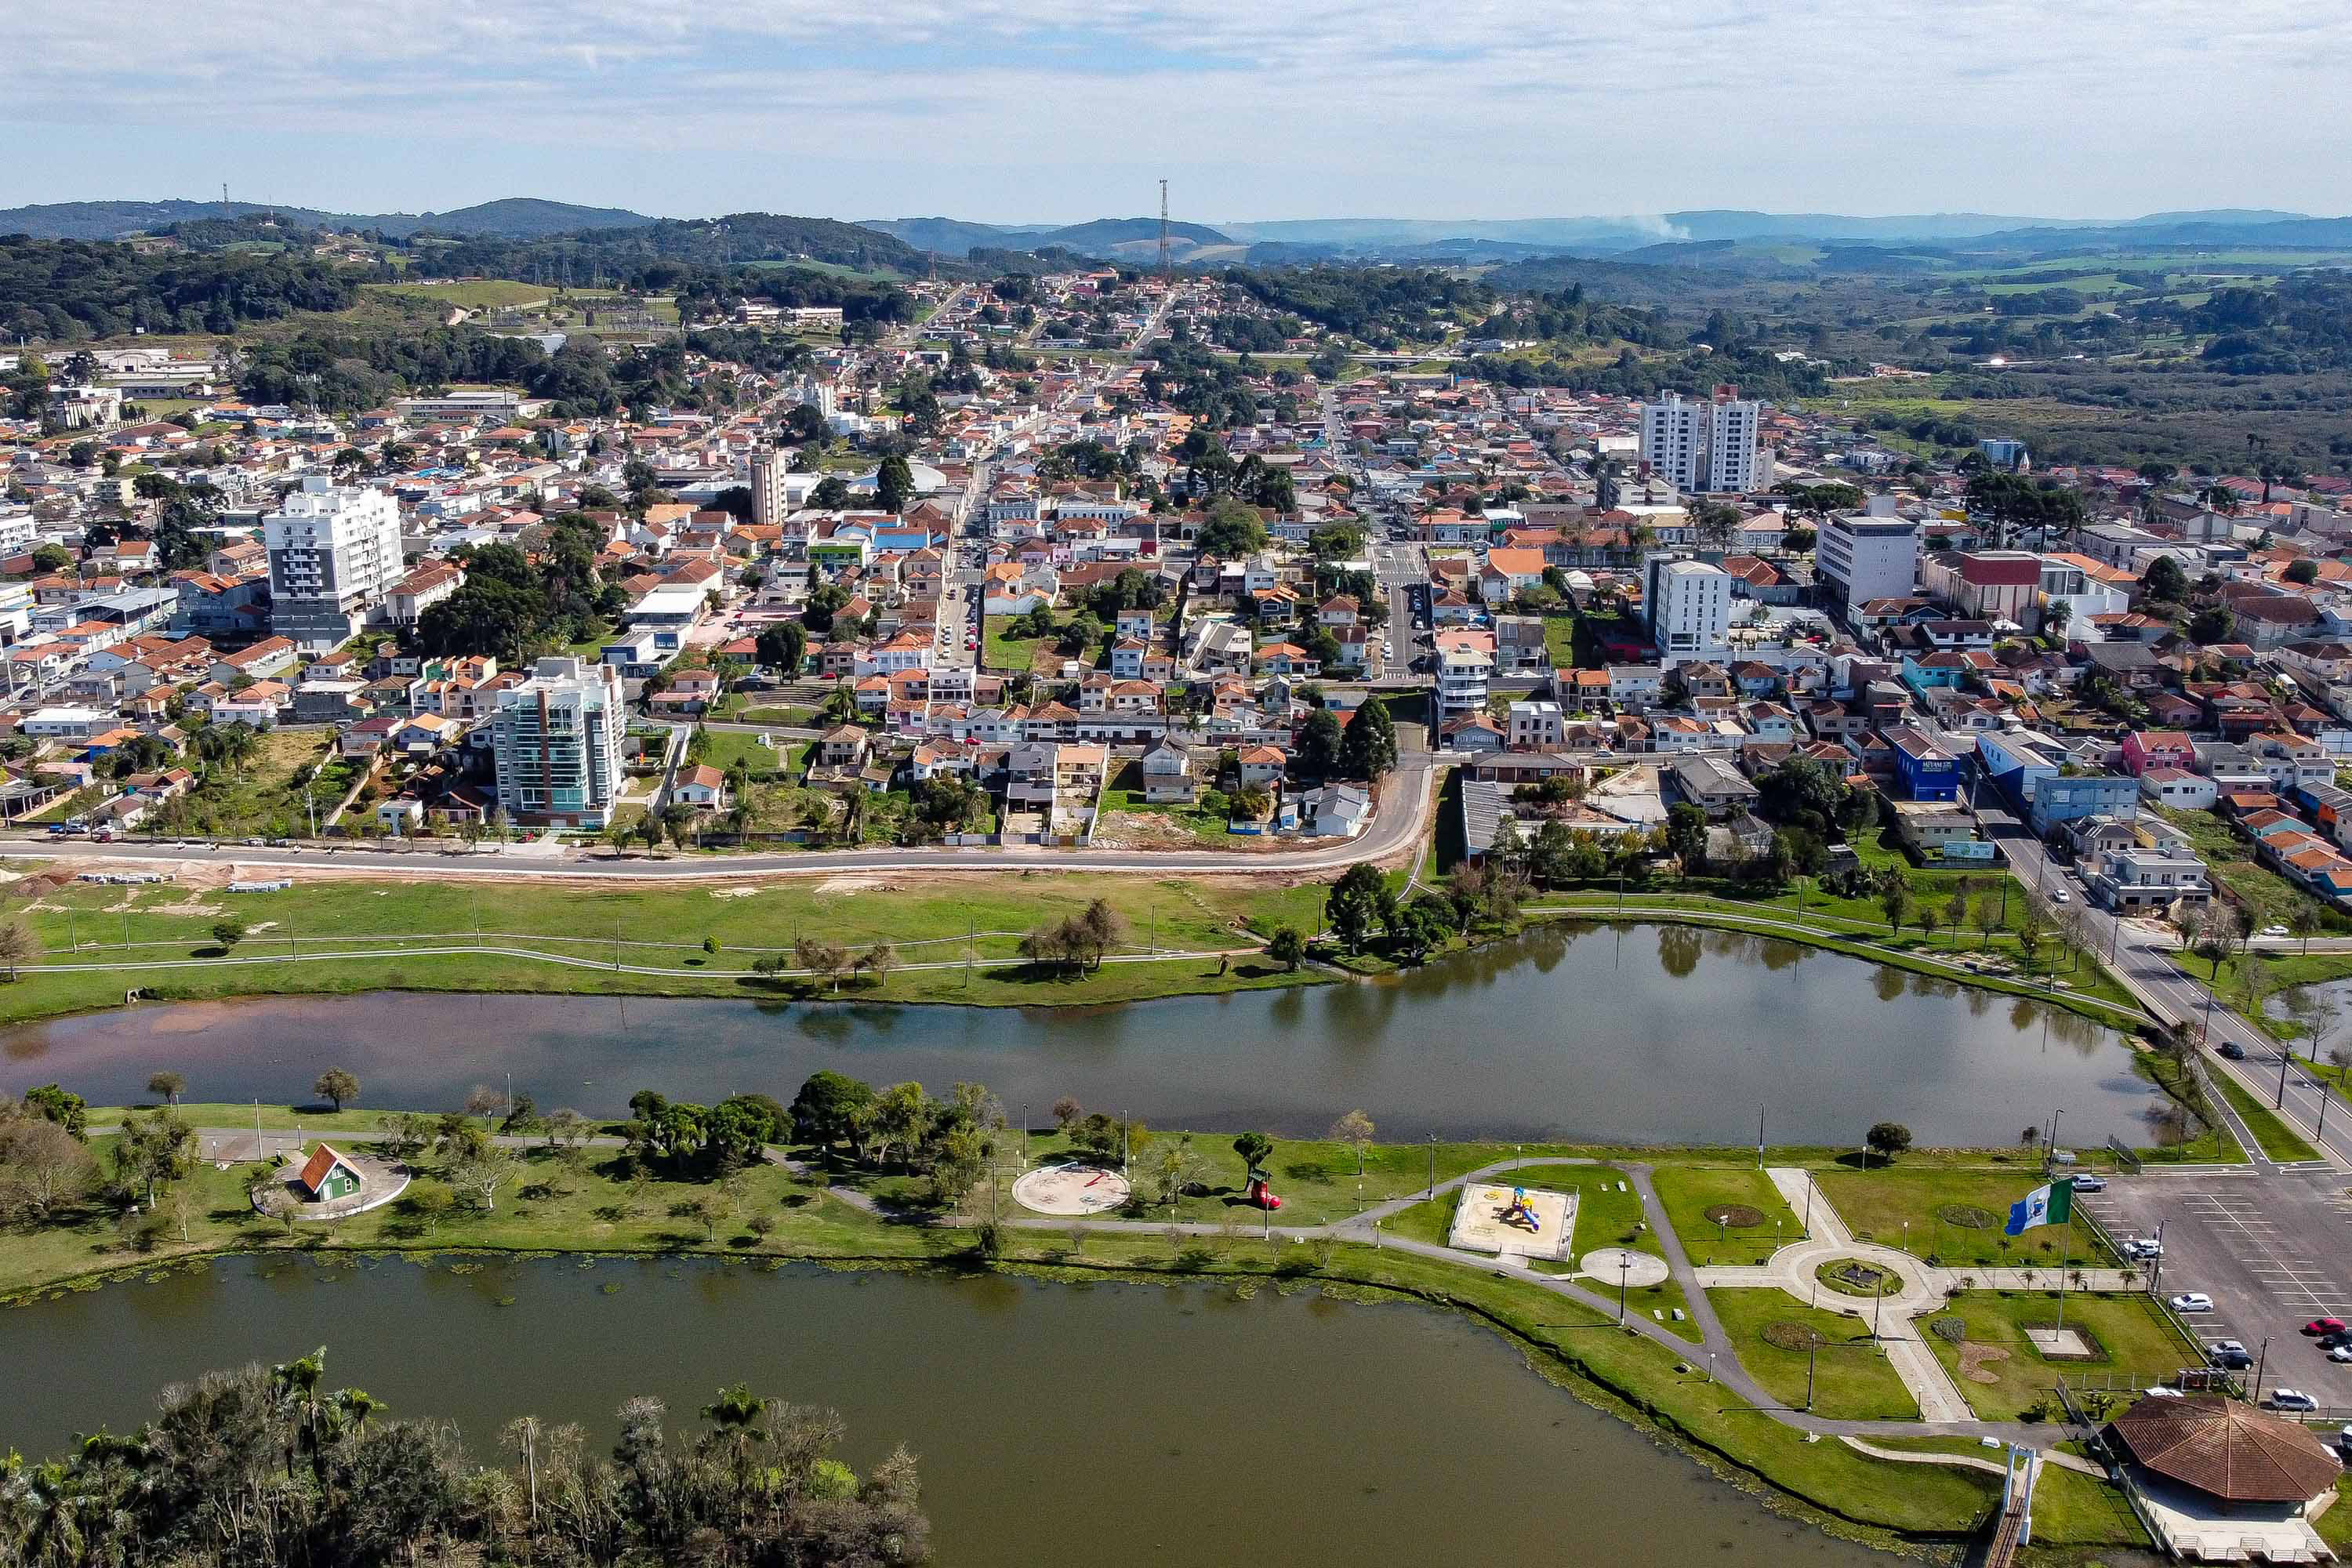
[0,238,358,340]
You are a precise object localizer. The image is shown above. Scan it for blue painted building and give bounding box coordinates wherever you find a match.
[1975,729,2139,833]
[1884,724,1960,802]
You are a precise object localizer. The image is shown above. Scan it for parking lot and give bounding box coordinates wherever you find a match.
[2081,1167,2352,1410]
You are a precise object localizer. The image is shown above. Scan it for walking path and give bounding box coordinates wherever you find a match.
[129,1131,2103,1462]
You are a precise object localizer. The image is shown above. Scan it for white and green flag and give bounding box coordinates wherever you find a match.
[2005,1178,2073,1236]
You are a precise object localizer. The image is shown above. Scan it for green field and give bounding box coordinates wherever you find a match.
[360,278,553,310]
[2209,1066,2323,1162]
[1707,1289,1919,1420]
[1813,1167,2119,1269]
[1651,1165,1805,1266]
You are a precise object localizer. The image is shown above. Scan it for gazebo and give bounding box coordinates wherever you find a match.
[2102,1395,2343,1563]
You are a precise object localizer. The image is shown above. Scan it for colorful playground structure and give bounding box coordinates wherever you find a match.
[1497,1188,1539,1232]
[1446,1182,1576,1261]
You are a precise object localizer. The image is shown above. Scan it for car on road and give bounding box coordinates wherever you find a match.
[2266,1389,2319,1413]
[2209,1341,2253,1368]
[2071,1174,2107,1192]
[2049,887,2071,903]
[2218,1041,2246,1059]
[2123,1237,2165,1260]
[2171,1293,2216,1312]
[2303,1318,2347,1336]
[2260,924,2290,938]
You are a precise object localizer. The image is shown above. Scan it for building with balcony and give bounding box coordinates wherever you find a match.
[489,657,626,829]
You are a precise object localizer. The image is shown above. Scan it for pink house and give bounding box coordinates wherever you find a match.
[2120,730,2195,777]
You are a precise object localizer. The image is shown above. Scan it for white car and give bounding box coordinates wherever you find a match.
[2260,924,2290,938]
[2049,887,2072,903]
[2124,1237,2165,1260]
[2170,1293,2215,1312]
[2267,1389,2319,1413]
[2328,1345,2352,1363]
[2143,1385,2186,1399]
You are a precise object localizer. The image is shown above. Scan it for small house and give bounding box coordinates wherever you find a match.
[295,1144,363,1203]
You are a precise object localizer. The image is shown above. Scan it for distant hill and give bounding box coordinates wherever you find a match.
[0,196,655,241]
[859,215,1233,262]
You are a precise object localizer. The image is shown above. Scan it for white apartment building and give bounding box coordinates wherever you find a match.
[1436,644,1494,719]
[490,657,626,829]
[264,478,407,650]
[1648,557,1733,664]
[1639,390,1766,494]
[1507,700,1565,751]
[1815,504,1921,620]
[750,451,791,528]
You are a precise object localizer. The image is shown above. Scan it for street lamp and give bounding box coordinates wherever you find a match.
[1618,1254,1631,1324]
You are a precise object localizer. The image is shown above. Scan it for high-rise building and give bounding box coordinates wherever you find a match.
[1646,557,1733,663]
[264,477,406,649]
[1815,501,1922,620]
[1639,387,1766,495]
[750,451,790,527]
[490,657,626,829]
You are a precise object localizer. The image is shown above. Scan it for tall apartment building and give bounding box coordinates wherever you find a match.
[750,451,791,527]
[1815,502,1922,622]
[264,478,406,650]
[1646,557,1733,663]
[490,657,626,829]
[1639,387,1766,495]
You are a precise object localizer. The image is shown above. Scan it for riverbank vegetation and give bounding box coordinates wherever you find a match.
[0,1347,930,1566]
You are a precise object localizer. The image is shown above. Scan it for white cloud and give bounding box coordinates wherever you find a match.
[8,0,2350,217]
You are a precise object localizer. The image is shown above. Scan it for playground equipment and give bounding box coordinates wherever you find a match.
[1246,1174,1283,1210]
[1497,1188,1541,1232]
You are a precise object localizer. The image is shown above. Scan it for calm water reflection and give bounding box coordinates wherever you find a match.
[0,923,2150,1147]
[0,1257,1892,1568]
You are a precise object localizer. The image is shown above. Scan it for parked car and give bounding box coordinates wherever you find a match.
[2318,1331,2352,1351]
[2071,1174,2107,1192]
[2219,1041,2246,1060]
[2124,1237,2165,1260]
[2209,1341,2253,1369]
[2171,1293,2216,1312]
[2303,1318,2347,1336]
[2266,1389,2319,1413]
[2326,1345,2352,1363]
[2143,1385,2185,1399]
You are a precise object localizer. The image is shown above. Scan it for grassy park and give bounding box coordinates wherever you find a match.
[1919,1290,2201,1421]
[1813,1167,2122,1269]
[1707,1289,1920,1420]
[1653,1165,1806,1266]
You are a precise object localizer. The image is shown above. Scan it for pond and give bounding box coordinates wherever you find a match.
[0,1256,1889,1568]
[0,923,2154,1148]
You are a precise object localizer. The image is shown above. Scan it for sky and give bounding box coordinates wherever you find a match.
[6,0,2350,224]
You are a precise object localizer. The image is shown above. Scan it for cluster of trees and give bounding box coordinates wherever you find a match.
[788,1072,1007,1208]
[2165,276,2352,373]
[620,1089,790,1181]
[1294,698,1398,783]
[1470,284,1673,350]
[0,237,358,341]
[0,1349,928,1566]
[1962,472,2088,546]
[1020,899,1127,976]
[408,212,924,283]
[415,521,621,662]
[760,936,900,992]
[1221,266,1491,347]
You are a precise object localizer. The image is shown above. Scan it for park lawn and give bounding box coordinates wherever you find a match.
[1813,1167,2119,1269]
[1920,1290,2201,1422]
[2208,1066,2324,1162]
[1706,1289,1921,1420]
[2320,1479,2352,1552]
[736,706,820,728]
[1652,1165,1806,1267]
[0,1134,2004,1541]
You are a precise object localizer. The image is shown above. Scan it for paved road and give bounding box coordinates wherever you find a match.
[1921,731,2352,1171]
[1,758,1434,881]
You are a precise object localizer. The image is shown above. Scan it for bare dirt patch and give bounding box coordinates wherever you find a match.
[1706,1203,1768,1228]
[1957,1342,2011,1385]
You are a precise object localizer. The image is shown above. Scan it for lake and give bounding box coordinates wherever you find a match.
[0,1255,1893,1568]
[0,923,2154,1147]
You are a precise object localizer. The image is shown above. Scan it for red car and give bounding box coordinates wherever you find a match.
[2303,1318,2347,1336]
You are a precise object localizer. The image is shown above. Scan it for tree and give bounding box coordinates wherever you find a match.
[1664,803,1708,868]
[1195,498,1268,558]
[1878,883,1914,937]
[1297,707,1343,779]
[210,920,247,953]
[790,1070,877,1152]
[1328,1109,1375,1174]
[1864,1122,1914,1167]
[0,1113,93,1218]
[2187,604,2236,646]
[1266,925,1307,971]
[2142,554,2188,604]
[1232,1131,1274,1181]
[252,1178,298,1235]
[753,621,807,676]
[0,919,36,980]
[2285,557,2321,586]
[450,1146,519,1212]
[1337,697,1397,782]
[1325,863,1393,955]
[1148,1134,1207,1210]
[147,1070,187,1106]
[793,935,852,992]
[855,942,898,989]
[1388,895,1454,962]
[314,1068,360,1113]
